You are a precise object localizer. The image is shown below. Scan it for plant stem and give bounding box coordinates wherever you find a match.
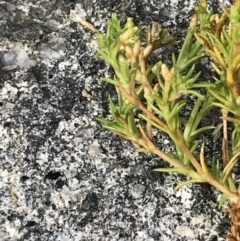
[113,129,183,168]
[118,83,167,129]
[206,174,238,200]
[179,144,204,174]
[119,82,205,174]
[140,56,154,139]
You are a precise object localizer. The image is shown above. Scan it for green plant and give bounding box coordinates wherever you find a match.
[93,0,240,240]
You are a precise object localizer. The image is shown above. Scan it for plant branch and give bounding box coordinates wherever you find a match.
[112,128,183,168]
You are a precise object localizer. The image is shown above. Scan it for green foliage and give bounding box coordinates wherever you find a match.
[91,1,240,239]
[95,0,240,209]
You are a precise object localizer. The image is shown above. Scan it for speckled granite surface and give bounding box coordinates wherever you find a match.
[0,0,232,240]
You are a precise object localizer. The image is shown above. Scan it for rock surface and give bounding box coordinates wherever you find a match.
[0,0,232,240]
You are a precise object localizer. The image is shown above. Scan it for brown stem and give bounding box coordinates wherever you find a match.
[222,151,240,176]
[112,129,183,168]
[130,57,137,99]
[117,83,238,199]
[119,82,204,174]
[118,83,166,129]
[205,175,238,200]
[113,130,238,199]
[215,14,228,38]
[139,57,153,139]
[222,109,229,168]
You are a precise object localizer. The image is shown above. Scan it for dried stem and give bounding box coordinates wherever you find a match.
[119,82,205,175]
[222,109,230,168]
[112,129,183,168]
[117,83,166,129]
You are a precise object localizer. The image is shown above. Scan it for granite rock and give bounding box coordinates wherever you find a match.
[0,0,232,240]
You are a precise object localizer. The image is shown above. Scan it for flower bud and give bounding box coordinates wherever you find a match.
[153,83,160,92]
[190,14,198,29]
[161,64,173,82]
[142,44,153,58]
[124,45,133,58]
